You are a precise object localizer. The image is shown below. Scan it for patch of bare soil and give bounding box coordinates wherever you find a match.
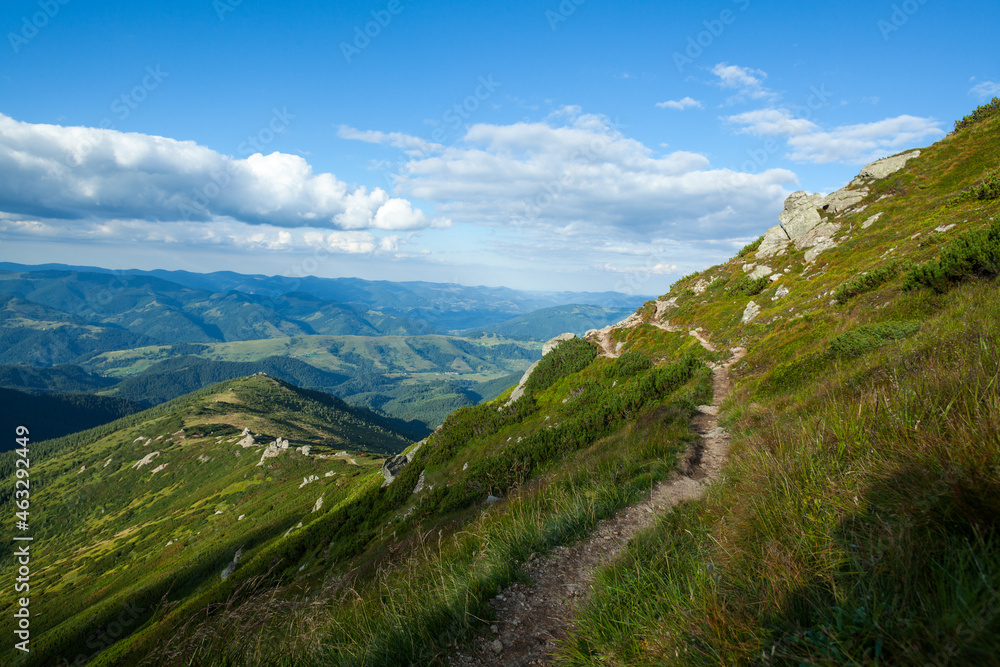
[449,338,745,666]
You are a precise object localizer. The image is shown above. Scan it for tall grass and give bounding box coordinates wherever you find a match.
[560,279,1000,665]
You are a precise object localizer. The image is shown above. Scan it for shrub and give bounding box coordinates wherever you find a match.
[737,235,764,258]
[614,351,653,379]
[954,169,1000,202]
[904,219,1000,292]
[522,338,597,397]
[833,262,900,302]
[726,274,771,297]
[953,97,1000,133]
[828,321,921,359]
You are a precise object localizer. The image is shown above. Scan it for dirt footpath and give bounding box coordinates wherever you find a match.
[449,338,745,666]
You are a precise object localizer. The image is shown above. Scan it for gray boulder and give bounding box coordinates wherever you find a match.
[381,455,410,487]
[742,300,761,324]
[857,150,920,180]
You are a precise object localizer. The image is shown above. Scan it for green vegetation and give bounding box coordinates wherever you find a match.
[522,337,598,396]
[954,168,1000,202]
[726,273,771,297]
[904,218,1000,292]
[563,280,1000,666]
[953,96,1000,133]
[0,374,414,667]
[737,235,764,257]
[833,262,901,301]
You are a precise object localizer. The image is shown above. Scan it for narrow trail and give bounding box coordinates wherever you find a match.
[450,329,746,666]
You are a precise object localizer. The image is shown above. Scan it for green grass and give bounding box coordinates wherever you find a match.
[560,276,1000,667]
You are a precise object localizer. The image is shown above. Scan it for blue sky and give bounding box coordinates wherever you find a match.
[0,0,997,294]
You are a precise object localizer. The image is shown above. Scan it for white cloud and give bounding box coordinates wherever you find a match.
[600,262,677,275]
[0,212,394,255]
[711,63,774,102]
[656,97,703,111]
[0,113,432,231]
[344,107,796,241]
[725,108,944,165]
[970,81,1000,99]
[725,108,819,137]
[785,115,944,164]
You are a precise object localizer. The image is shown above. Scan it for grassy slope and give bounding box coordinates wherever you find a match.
[0,375,413,667]
[558,104,1000,664]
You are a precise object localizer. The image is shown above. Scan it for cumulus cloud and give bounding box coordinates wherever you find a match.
[725,108,944,164]
[345,107,796,241]
[656,97,703,111]
[970,81,1000,99]
[0,113,431,231]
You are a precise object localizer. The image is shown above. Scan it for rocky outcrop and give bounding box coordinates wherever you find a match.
[742,300,761,324]
[743,263,773,280]
[220,546,244,581]
[856,150,920,180]
[754,152,919,263]
[862,213,884,229]
[380,443,423,487]
[381,455,410,487]
[692,278,715,294]
[505,360,540,406]
[237,427,256,448]
[256,437,291,466]
[542,332,576,356]
[132,451,161,470]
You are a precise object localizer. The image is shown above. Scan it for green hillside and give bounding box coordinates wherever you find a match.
[2,99,999,666]
[0,374,415,666]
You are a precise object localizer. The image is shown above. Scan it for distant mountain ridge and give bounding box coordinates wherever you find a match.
[0,262,649,332]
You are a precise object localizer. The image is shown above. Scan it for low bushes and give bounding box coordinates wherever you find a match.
[905,219,1000,292]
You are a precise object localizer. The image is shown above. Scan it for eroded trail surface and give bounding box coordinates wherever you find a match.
[450,336,746,666]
